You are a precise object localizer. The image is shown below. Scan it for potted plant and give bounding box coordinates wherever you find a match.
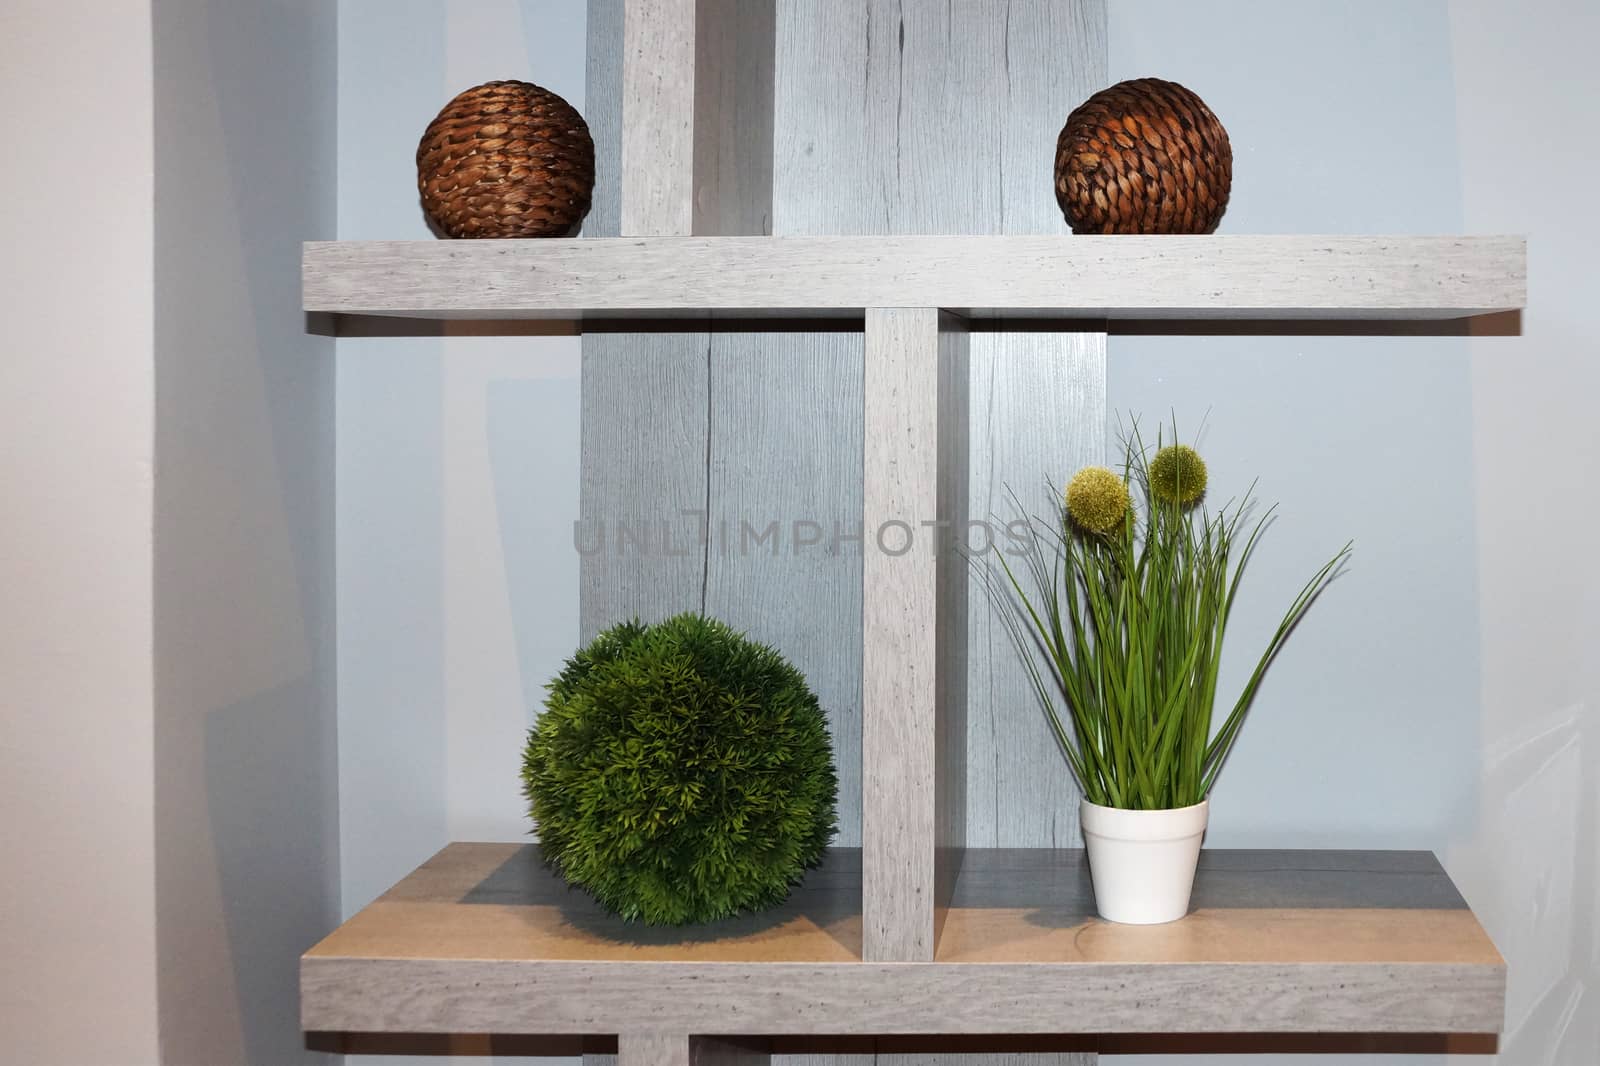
[995,423,1349,924]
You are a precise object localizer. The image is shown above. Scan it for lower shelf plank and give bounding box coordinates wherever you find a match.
[302,844,1503,1038]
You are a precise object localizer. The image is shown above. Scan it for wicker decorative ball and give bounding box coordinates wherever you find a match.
[1054,78,1232,234]
[417,80,595,238]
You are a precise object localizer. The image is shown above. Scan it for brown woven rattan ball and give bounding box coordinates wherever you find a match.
[1054,78,1232,234]
[418,80,595,239]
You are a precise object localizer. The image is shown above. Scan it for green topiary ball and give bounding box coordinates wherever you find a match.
[522,613,838,925]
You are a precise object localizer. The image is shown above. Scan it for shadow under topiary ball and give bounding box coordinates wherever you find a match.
[523,614,839,926]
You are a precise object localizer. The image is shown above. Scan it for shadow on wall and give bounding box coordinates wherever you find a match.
[204,678,338,1066]
[152,0,338,1062]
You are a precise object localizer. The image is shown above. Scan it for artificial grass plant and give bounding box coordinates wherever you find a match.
[995,421,1350,811]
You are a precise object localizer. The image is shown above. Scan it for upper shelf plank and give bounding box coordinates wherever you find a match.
[303,235,1525,321]
[302,844,1503,1037]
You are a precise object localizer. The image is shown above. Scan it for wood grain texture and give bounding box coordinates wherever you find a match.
[620,0,696,236]
[578,331,710,639]
[618,0,773,237]
[582,1,710,640]
[304,956,1502,1036]
[961,0,1105,856]
[692,0,775,235]
[704,330,864,845]
[861,308,941,963]
[770,1,1104,240]
[302,235,1528,319]
[583,0,624,239]
[965,330,1105,848]
[619,1033,694,1066]
[771,1,1106,996]
[301,844,1504,1036]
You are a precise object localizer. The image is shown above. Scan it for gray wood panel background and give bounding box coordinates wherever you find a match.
[705,328,864,844]
[581,0,710,638]
[770,0,1107,849]
[583,3,1106,1058]
[581,0,1109,860]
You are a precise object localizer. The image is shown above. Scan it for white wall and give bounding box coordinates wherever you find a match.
[152,1,340,1063]
[1448,1,1600,1061]
[0,0,162,1056]
[0,3,162,1063]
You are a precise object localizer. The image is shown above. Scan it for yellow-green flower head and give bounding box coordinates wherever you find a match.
[1065,466,1131,534]
[1148,444,1208,506]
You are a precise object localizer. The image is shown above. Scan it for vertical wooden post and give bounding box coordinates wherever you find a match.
[585,0,778,640]
[620,0,694,235]
[620,0,774,236]
[862,308,969,962]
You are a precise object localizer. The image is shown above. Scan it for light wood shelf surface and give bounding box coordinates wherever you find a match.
[302,234,1525,322]
[302,844,1504,1037]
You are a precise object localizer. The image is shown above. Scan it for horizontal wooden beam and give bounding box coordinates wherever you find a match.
[304,956,1502,1035]
[303,235,1525,321]
[302,844,1504,1036]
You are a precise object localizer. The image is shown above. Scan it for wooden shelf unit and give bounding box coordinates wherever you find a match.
[309,0,1521,1060]
[303,234,1526,323]
[303,844,1504,1038]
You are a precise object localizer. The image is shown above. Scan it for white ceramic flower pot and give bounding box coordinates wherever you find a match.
[1080,798,1209,924]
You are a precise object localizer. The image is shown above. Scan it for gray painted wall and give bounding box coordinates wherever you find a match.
[336,3,586,1063]
[153,1,341,1062]
[336,0,587,915]
[1107,0,1477,851]
[1106,5,1599,1065]
[1105,6,1475,1063]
